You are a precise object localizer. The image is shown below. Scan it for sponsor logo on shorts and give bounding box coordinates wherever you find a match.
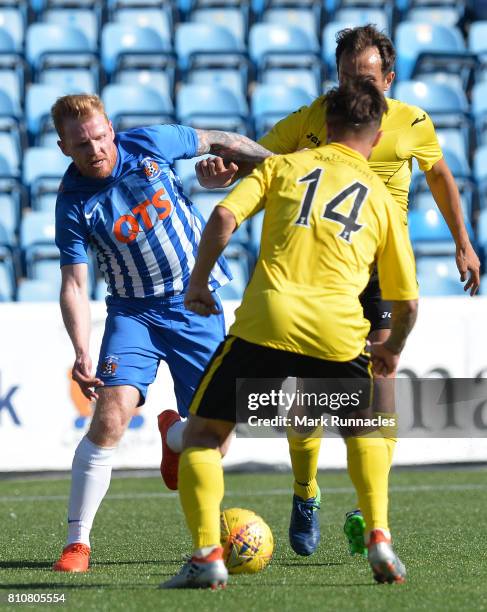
[140,157,161,181]
[101,355,119,376]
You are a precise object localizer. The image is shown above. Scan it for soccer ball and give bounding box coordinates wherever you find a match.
[220,507,274,574]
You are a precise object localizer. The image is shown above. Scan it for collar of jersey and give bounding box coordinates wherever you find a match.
[326,142,368,163]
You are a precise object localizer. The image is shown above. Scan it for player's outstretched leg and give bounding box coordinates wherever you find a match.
[343,509,367,558]
[367,529,406,584]
[161,547,228,590]
[157,410,185,490]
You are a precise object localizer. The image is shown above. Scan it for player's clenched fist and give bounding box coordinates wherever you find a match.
[196,157,239,189]
[184,285,221,317]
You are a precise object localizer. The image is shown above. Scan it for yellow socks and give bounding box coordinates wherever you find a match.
[346,436,389,532]
[287,433,321,500]
[178,447,223,550]
[377,411,398,470]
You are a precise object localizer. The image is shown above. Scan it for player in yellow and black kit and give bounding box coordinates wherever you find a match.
[195,24,481,558]
[161,79,418,589]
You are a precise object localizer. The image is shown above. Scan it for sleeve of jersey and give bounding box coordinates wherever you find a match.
[258,106,308,154]
[217,160,272,226]
[55,197,89,267]
[144,124,198,162]
[410,111,443,172]
[376,193,419,301]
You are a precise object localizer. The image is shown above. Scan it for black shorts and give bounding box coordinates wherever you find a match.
[360,270,392,332]
[190,336,372,423]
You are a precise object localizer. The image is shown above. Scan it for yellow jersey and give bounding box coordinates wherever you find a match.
[219,143,419,362]
[259,96,443,215]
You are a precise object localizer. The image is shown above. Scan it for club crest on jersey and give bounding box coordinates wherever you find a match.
[140,157,161,181]
[100,355,119,376]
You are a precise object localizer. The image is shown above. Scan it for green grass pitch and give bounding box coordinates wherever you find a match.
[1,468,487,611]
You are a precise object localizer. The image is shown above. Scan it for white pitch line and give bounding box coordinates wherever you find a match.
[0,482,486,504]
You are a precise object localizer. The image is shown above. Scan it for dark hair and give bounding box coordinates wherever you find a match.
[326,78,387,132]
[335,25,396,75]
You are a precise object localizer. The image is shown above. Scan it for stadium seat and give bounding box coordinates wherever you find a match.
[261,68,319,98]
[406,7,461,28]
[395,22,472,84]
[26,23,96,73]
[191,8,246,46]
[0,254,15,301]
[408,208,461,255]
[0,8,24,52]
[334,8,389,34]
[415,255,465,296]
[26,83,83,141]
[40,68,97,94]
[262,8,319,40]
[0,69,21,113]
[191,190,250,247]
[102,84,175,131]
[177,84,248,133]
[477,209,487,247]
[251,83,313,137]
[43,9,98,49]
[175,23,245,73]
[187,68,246,100]
[20,210,58,269]
[0,193,19,244]
[114,8,172,44]
[116,70,172,102]
[17,278,59,302]
[101,23,174,77]
[473,145,487,200]
[0,132,20,177]
[249,23,319,74]
[23,147,69,187]
[0,25,17,53]
[472,82,487,145]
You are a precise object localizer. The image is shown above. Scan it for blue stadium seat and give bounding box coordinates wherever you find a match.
[175,23,245,74]
[43,9,98,49]
[102,83,175,131]
[477,209,487,247]
[26,23,95,73]
[20,210,58,271]
[416,255,465,296]
[114,8,171,44]
[17,279,59,302]
[262,8,319,40]
[177,84,248,133]
[0,132,20,176]
[334,8,389,34]
[408,208,461,255]
[187,68,246,100]
[40,68,97,94]
[191,190,250,247]
[23,147,69,205]
[26,84,74,141]
[261,68,319,98]
[395,22,471,84]
[116,70,172,102]
[473,144,487,189]
[0,69,22,114]
[472,82,487,145]
[406,7,461,28]
[0,25,17,53]
[0,254,15,301]
[0,193,19,243]
[251,83,313,137]
[28,257,61,286]
[101,23,173,77]
[0,8,24,52]
[249,23,319,74]
[191,8,246,46]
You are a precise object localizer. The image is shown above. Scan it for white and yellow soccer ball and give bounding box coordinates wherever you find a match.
[220,507,274,574]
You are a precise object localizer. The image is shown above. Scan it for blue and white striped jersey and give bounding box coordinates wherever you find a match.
[55,124,231,298]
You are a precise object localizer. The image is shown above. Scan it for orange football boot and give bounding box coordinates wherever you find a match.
[53,543,90,572]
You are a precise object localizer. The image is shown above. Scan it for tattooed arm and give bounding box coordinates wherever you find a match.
[370,300,418,376]
[195,129,273,163]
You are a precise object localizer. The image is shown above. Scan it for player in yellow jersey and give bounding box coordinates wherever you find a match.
[161,79,418,589]
[195,24,481,558]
